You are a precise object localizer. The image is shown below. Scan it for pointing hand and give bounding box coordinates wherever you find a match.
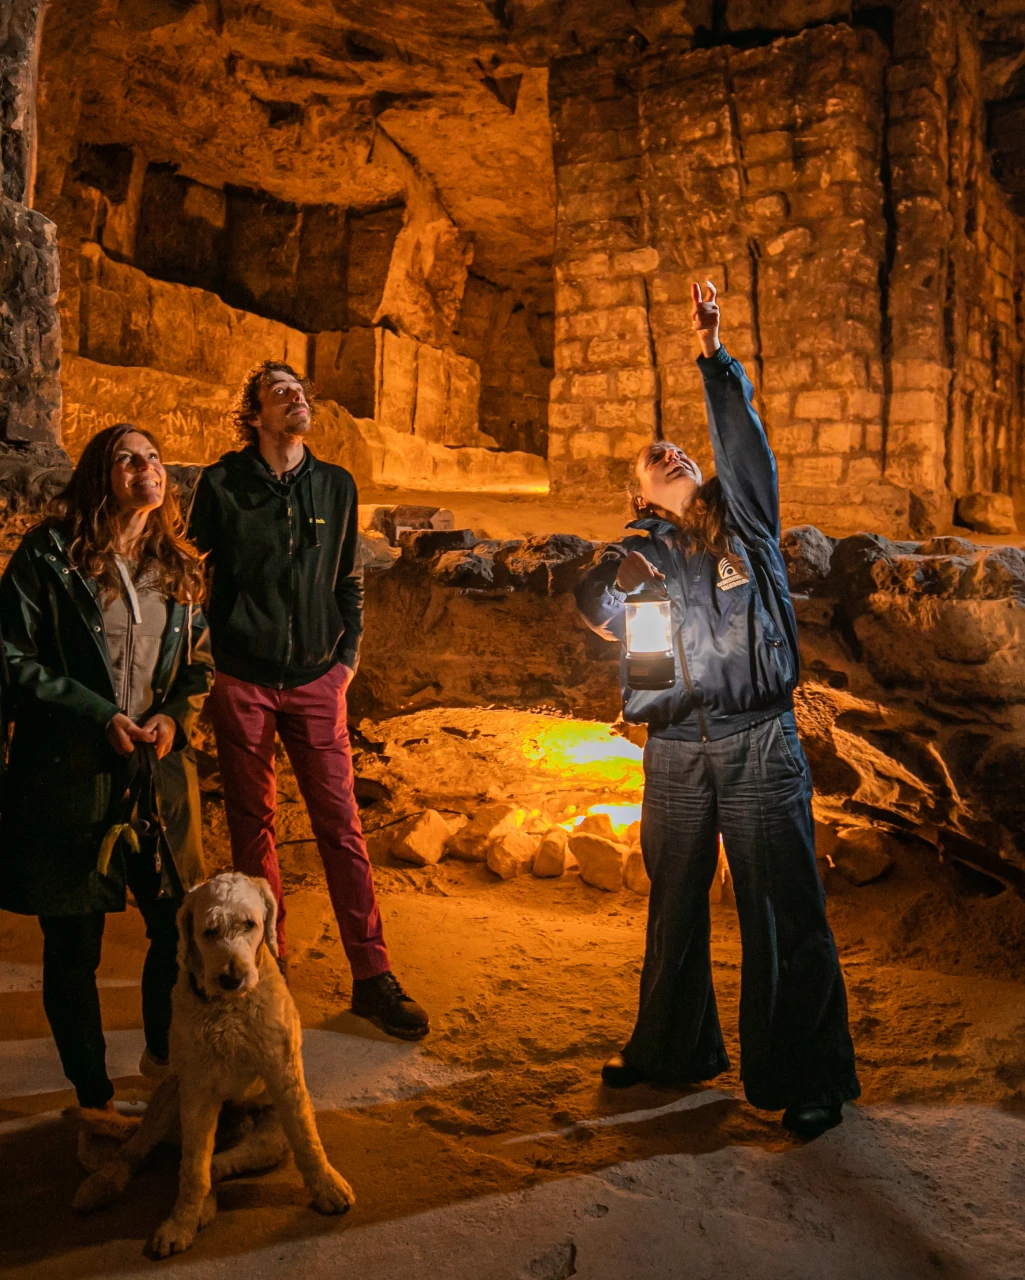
[691,280,721,358]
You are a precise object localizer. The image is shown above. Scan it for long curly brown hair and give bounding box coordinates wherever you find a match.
[229,361,316,447]
[42,424,206,605]
[627,441,743,571]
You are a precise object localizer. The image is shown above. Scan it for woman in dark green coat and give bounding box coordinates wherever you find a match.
[0,423,213,1111]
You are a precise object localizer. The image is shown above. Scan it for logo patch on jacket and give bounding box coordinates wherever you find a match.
[717,557,750,592]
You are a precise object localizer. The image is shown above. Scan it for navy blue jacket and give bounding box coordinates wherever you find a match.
[575,346,799,741]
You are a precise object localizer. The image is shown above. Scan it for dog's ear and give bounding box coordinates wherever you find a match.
[253,877,279,957]
[176,892,202,976]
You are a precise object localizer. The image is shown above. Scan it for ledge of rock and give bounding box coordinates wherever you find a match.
[353,524,1025,893]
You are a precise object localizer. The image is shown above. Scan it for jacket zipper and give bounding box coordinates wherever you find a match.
[673,544,708,743]
[121,604,134,712]
[281,495,296,689]
[674,631,708,742]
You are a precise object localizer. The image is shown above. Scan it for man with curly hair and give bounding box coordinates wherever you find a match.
[188,361,429,1040]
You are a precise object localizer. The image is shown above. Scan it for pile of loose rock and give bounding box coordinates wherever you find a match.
[387,803,651,895]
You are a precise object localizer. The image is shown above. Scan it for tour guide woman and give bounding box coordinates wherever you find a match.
[0,424,213,1111]
[576,284,859,1138]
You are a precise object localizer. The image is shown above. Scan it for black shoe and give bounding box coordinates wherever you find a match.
[782,1103,844,1139]
[351,971,430,1041]
[601,1051,647,1088]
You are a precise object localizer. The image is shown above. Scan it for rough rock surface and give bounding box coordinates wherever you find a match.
[347,520,1025,892]
[390,809,452,867]
[18,0,1025,532]
[575,812,619,842]
[624,849,651,896]
[955,492,1018,535]
[487,829,539,880]
[445,803,519,863]
[570,833,627,892]
[532,827,571,878]
[832,828,895,887]
[0,199,62,445]
[0,1,61,447]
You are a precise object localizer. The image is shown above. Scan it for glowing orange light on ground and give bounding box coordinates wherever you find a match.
[520,720,644,793]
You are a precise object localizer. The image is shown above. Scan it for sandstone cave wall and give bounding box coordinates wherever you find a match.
[0,0,61,449]
[30,13,553,470]
[546,2,1025,537]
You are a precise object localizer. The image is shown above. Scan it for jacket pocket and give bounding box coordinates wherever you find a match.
[296,592,344,669]
[220,590,283,663]
[771,714,807,778]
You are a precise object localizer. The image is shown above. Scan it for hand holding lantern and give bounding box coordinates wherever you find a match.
[624,577,675,691]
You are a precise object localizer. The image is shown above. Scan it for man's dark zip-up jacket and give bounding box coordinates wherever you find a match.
[188,445,363,690]
[575,345,799,742]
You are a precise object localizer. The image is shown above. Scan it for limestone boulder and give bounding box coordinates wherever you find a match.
[831,828,895,886]
[391,810,453,867]
[624,850,651,896]
[533,827,572,878]
[487,829,539,880]
[495,534,596,595]
[780,524,836,593]
[575,812,618,841]
[400,528,476,561]
[955,492,1018,535]
[432,548,496,589]
[446,804,519,862]
[570,833,628,892]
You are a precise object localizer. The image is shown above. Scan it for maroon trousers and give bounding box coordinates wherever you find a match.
[207,665,389,978]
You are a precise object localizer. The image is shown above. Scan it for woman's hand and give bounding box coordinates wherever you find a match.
[139,714,177,760]
[691,280,721,358]
[616,552,665,593]
[106,713,153,757]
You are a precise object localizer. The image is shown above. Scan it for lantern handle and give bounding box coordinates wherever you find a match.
[627,577,670,602]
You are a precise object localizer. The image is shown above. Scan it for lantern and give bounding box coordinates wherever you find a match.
[624,580,675,690]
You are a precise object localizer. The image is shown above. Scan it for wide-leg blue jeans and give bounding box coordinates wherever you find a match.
[625,711,860,1110]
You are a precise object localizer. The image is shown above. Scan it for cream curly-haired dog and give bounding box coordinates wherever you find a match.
[73,873,353,1256]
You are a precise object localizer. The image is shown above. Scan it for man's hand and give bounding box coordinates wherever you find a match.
[106,713,154,757]
[691,280,721,358]
[615,552,665,593]
[139,714,177,760]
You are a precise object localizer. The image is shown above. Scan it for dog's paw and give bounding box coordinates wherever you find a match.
[72,1161,131,1212]
[150,1216,196,1258]
[198,1191,217,1229]
[308,1167,355,1216]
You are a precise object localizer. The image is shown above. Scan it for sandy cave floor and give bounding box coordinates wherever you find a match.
[0,706,1024,1279]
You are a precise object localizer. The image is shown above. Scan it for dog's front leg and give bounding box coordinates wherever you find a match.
[150,1086,221,1258]
[263,1052,354,1215]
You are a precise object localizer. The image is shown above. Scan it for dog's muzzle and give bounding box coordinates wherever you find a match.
[218,972,244,992]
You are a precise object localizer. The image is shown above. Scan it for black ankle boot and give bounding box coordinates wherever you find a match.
[351,971,430,1041]
[601,1051,647,1088]
[782,1103,844,1139]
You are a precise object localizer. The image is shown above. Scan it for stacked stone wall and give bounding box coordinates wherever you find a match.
[72,244,308,387]
[884,2,1025,524]
[548,5,1025,536]
[455,274,552,456]
[548,27,910,531]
